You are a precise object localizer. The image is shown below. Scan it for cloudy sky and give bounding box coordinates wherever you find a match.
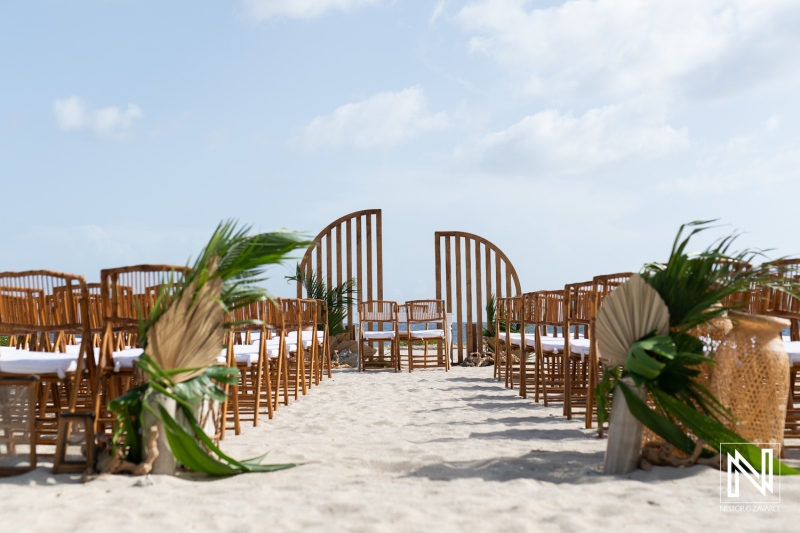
[2,0,800,301]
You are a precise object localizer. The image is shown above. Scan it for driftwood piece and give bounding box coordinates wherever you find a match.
[82,425,161,482]
[639,440,722,471]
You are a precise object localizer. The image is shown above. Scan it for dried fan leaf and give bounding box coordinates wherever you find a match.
[595,274,670,367]
[146,277,225,383]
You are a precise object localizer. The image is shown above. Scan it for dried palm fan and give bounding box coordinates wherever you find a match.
[595,273,670,367]
[145,275,224,384]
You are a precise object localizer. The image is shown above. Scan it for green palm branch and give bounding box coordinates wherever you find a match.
[110,220,312,475]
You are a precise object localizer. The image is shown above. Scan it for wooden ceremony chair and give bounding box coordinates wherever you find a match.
[259,299,291,412]
[280,298,309,399]
[586,272,634,431]
[313,299,331,381]
[358,300,400,372]
[406,300,450,372]
[0,271,95,450]
[563,281,594,420]
[0,376,40,475]
[534,290,567,407]
[221,301,274,438]
[518,293,539,400]
[494,296,526,390]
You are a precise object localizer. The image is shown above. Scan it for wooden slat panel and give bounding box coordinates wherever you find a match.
[454,237,463,362]
[376,210,383,300]
[325,231,333,294]
[297,210,383,332]
[366,214,373,302]
[475,241,483,345]
[336,226,342,300]
[434,231,521,361]
[435,234,442,302]
[465,238,473,355]
[346,218,353,322]
[356,216,363,306]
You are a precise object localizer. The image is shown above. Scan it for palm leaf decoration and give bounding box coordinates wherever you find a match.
[109,220,312,475]
[596,220,800,475]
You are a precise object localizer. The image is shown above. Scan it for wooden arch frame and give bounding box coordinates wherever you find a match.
[296,209,383,331]
[435,231,521,362]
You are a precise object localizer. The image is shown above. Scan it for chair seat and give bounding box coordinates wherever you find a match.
[0,350,78,379]
[363,330,396,340]
[286,331,324,345]
[540,336,565,354]
[112,348,143,371]
[569,338,591,359]
[507,333,537,348]
[409,329,445,340]
[218,344,280,366]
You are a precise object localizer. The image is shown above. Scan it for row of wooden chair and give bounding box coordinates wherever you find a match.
[492,272,632,431]
[493,260,800,442]
[0,266,334,472]
[221,297,331,438]
[357,299,450,372]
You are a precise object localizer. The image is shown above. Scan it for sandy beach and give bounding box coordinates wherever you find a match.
[1,366,798,532]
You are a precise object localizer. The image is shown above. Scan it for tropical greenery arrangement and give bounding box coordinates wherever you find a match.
[595,220,799,474]
[286,265,357,336]
[108,220,311,475]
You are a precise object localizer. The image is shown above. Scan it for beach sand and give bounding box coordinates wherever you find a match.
[1,366,798,532]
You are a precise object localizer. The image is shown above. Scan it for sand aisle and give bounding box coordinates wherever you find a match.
[1,366,798,532]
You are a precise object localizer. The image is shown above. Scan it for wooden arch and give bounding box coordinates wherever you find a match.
[297,209,383,328]
[435,231,521,362]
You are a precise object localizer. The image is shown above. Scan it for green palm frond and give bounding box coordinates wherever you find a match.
[598,220,800,474]
[641,220,799,334]
[140,221,312,345]
[109,220,311,476]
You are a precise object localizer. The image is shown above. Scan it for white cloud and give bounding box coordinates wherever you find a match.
[658,115,800,195]
[462,100,689,176]
[243,0,383,20]
[53,96,142,138]
[296,86,448,149]
[454,0,800,100]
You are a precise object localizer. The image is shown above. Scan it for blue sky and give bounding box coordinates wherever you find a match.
[3,0,800,302]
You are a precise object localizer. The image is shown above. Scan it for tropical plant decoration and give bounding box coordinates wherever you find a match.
[108,220,312,475]
[595,220,799,474]
[286,265,357,336]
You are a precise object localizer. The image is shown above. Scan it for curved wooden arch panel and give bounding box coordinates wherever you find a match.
[435,231,521,362]
[297,209,383,328]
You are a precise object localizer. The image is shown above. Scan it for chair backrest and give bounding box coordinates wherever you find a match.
[496,296,524,326]
[227,300,262,331]
[564,281,594,337]
[279,298,304,330]
[359,300,398,324]
[762,259,800,322]
[0,271,95,380]
[0,271,91,336]
[100,265,189,332]
[262,299,284,331]
[406,300,446,324]
[313,299,328,329]
[538,290,565,330]
[592,272,634,315]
